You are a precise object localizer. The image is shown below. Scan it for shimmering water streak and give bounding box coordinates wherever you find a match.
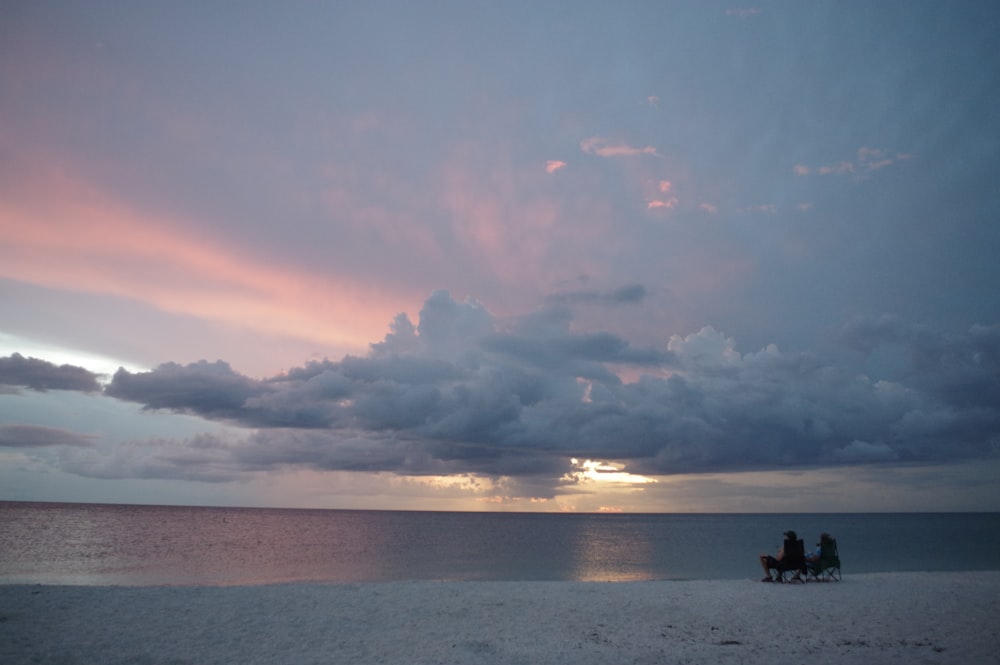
[2,502,998,586]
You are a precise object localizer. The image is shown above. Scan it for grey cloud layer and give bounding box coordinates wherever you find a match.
[0,353,102,393]
[5,291,999,487]
[0,424,95,448]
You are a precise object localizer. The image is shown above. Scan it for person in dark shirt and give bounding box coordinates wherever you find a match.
[759,529,798,582]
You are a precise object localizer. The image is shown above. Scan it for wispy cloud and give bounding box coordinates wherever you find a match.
[0,167,413,358]
[0,423,95,448]
[546,283,648,307]
[580,137,659,158]
[818,161,854,175]
[798,146,914,178]
[725,7,761,18]
[545,160,567,174]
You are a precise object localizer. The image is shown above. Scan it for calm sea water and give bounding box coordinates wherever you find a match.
[1,502,998,586]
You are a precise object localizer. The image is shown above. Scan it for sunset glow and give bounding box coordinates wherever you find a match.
[2,2,998,512]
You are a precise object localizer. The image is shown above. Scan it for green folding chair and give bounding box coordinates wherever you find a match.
[805,537,841,581]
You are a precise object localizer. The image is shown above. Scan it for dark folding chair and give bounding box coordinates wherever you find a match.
[805,538,841,582]
[773,538,806,583]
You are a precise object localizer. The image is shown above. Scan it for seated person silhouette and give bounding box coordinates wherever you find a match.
[805,532,840,580]
[759,530,804,582]
[805,532,835,564]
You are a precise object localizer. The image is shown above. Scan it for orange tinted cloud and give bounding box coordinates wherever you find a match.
[647,199,677,210]
[646,181,678,212]
[580,137,659,158]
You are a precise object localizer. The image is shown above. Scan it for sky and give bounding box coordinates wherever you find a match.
[2,1,999,512]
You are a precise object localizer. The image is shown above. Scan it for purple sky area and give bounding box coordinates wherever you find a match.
[2,2,999,511]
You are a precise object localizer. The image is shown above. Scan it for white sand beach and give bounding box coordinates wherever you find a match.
[2,571,998,665]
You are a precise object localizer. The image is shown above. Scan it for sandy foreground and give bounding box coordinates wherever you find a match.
[2,571,998,665]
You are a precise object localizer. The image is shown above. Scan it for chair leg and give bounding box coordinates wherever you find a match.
[819,567,841,582]
[778,569,804,583]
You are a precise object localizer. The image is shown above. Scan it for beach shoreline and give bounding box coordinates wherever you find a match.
[2,571,998,664]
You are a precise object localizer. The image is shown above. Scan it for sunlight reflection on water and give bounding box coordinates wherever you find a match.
[2,503,998,585]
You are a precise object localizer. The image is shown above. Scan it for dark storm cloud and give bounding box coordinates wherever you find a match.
[0,353,102,392]
[0,423,94,448]
[105,360,267,420]
[98,293,1000,485]
[481,331,671,384]
[839,315,1000,409]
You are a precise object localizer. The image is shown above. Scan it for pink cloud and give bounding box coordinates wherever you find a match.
[866,159,894,171]
[856,146,886,161]
[793,164,810,176]
[699,203,719,213]
[580,137,659,158]
[658,180,673,193]
[647,198,678,210]
[546,160,567,174]
[818,161,855,175]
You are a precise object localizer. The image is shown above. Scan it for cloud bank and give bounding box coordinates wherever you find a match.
[4,291,998,496]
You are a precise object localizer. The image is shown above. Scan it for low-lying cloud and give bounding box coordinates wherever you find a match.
[0,353,102,393]
[4,290,999,493]
[0,423,96,448]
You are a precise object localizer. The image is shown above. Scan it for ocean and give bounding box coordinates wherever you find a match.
[1,502,998,586]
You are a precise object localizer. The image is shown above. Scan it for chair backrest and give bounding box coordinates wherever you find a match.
[785,538,805,567]
[820,538,840,566]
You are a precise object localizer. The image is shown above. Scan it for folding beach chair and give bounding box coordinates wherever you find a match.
[774,538,806,583]
[805,537,841,582]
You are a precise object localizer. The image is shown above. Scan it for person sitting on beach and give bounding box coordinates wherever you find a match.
[759,530,799,582]
[805,533,834,563]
